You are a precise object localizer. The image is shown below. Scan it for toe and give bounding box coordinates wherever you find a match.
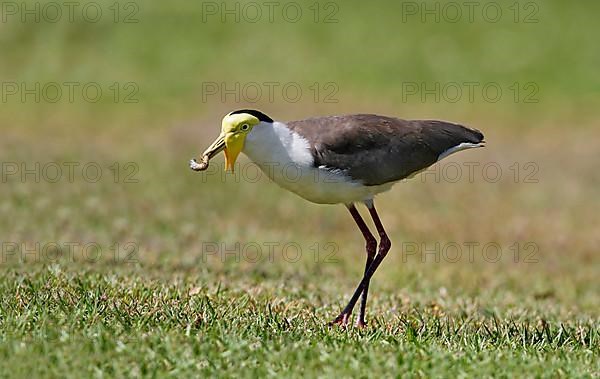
[329,313,351,327]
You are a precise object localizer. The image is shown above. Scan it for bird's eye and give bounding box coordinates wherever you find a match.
[241,124,250,131]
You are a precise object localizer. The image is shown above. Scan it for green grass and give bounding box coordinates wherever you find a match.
[1,0,599,377]
[0,268,597,377]
[1,130,598,377]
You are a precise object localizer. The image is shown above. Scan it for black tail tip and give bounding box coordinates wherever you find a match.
[468,127,485,143]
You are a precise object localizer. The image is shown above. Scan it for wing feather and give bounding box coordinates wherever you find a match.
[287,114,484,186]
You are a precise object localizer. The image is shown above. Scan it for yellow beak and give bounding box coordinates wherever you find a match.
[201,130,246,172]
[201,134,226,160]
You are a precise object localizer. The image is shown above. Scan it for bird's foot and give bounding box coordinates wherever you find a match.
[355,318,367,328]
[329,313,351,327]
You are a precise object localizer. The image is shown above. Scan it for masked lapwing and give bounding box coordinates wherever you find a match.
[190,109,485,327]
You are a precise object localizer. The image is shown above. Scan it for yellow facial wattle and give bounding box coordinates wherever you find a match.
[223,132,245,172]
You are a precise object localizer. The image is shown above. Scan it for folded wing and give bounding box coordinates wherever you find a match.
[287,114,484,186]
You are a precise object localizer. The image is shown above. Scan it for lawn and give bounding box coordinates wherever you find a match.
[0,0,598,377]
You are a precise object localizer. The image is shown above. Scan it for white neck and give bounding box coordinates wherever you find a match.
[243,121,314,167]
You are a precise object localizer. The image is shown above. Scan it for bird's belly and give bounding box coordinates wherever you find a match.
[254,162,393,204]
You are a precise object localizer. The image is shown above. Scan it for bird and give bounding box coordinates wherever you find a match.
[190,109,485,327]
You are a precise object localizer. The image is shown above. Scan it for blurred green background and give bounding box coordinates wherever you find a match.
[2,0,600,130]
[0,0,599,376]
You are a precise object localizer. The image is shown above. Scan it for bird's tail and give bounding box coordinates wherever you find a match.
[419,120,485,161]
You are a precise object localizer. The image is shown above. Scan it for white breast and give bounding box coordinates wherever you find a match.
[243,122,393,204]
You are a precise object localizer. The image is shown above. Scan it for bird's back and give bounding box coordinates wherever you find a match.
[287,114,484,186]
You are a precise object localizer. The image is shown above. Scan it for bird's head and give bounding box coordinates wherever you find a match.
[201,109,273,171]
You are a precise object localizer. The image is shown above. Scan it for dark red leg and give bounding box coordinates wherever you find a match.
[330,204,377,327]
[331,200,392,327]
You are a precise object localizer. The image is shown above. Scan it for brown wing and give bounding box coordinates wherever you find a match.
[287,114,484,186]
